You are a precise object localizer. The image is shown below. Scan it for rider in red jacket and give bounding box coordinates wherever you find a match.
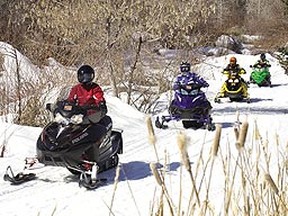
[67,65,111,164]
[67,65,108,124]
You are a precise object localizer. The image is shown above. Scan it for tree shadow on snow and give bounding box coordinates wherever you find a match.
[62,161,181,187]
[98,161,181,183]
[249,98,272,103]
[270,83,288,87]
[213,122,236,129]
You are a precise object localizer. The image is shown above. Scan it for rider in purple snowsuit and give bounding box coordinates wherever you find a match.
[173,62,209,92]
[169,62,210,115]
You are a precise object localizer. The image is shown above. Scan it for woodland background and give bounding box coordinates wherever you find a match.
[0,0,288,126]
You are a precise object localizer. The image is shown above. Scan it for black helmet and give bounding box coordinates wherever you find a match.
[260,53,266,61]
[180,61,191,73]
[77,65,95,84]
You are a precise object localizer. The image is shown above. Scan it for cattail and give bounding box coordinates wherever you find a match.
[150,162,163,186]
[234,111,240,139]
[177,132,191,172]
[146,115,156,145]
[114,164,121,185]
[236,110,240,122]
[254,120,260,141]
[264,173,279,194]
[0,144,6,157]
[234,127,239,140]
[236,121,249,150]
[212,124,222,157]
[109,164,122,216]
[275,133,279,147]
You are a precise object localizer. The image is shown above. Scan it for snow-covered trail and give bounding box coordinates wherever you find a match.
[0,55,288,216]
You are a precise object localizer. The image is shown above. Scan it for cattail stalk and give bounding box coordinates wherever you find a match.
[146,116,160,162]
[264,173,279,195]
[109,164,121,216]
[121,165,141,216]
[146,115,156,145]
[236,121,249,150]
[212,124,222,157]
[234,111,240,139]
[234,127,239,140]
[0,144,6,157]
[254,120,260,141]
[150,162,163,186]
[177,132,200,206]
[149,162,175,215]
[203,125,222,215]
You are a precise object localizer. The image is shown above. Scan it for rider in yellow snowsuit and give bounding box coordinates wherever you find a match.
[215,57,249,99]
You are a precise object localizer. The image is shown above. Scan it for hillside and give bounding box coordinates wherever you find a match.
[0,51,288,215]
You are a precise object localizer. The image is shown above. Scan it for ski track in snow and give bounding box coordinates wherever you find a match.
[1,56,288,215]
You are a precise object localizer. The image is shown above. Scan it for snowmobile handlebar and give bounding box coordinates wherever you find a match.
[181,83,202,91]
[250,64,271,68]
[46,100,86,119]
[48,100,102,116]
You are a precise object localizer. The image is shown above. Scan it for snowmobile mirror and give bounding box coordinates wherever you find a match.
[46,103,52,111]
[63,105,73,111]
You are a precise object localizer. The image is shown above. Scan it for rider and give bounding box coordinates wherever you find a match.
[172,61,209,91]
[67,64,111,164]
[170,61,210,114]
[250,53,271,84]
[67,64,108,124]
[252,53,271,68]
[215,56,249,99]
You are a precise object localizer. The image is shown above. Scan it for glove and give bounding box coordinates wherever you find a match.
[83,104,100,111]
[203,82,209,88]
[71,114,84,124]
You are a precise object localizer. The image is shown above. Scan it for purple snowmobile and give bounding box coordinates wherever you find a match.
[155,82,215,130]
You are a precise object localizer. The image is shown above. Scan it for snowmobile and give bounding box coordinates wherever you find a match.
[155,82,215,130]
[249,65,271,87]
[215,70,250,103]
[4,100,123,189]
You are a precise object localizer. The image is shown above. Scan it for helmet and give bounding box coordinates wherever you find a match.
[230,57,237,65]
[260,53,266,61]
[77,65,95,84]
[180,61,191,73]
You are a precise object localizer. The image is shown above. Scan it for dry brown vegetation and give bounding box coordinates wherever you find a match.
[0,0,287,127]
[145,115,288,216]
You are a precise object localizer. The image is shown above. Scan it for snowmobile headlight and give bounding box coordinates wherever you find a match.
[71,114,83,125]
[234,79,239,83]
[228,79,233,83]
[190,89,199,95]
[180,89,189,95]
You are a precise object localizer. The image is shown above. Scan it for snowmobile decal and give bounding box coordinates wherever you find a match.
[72,132,89,144]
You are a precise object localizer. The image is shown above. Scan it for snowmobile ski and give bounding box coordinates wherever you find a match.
[24,157,45,170]
[78,172,107,190]
[3,166,37,185]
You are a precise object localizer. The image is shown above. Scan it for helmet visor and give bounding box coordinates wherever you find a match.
[78,71,94,84]
[180,66,190,73]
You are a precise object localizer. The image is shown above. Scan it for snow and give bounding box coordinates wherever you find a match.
[1,43,288,216]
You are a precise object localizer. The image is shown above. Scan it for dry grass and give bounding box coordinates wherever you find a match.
[146,113,288,216]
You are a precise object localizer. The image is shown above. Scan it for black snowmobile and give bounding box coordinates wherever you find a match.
[4,100,123,189]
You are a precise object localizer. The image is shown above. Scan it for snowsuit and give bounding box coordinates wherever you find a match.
[172,71,209,91]
[67,82,109,163]
[67,83,107,124]
[253,59,271,68]
[217,64,249,98]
